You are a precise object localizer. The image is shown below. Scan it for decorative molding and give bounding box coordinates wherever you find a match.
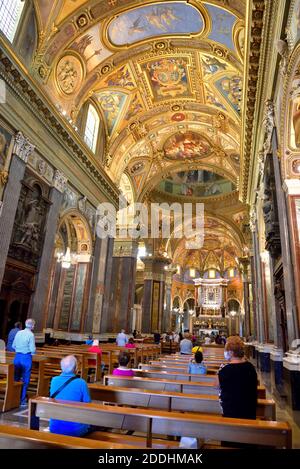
[249,207,257,232]
[53,170,68,193]
[0,46,120,207]
[12,131,35,163]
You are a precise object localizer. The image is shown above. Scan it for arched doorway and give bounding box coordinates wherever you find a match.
[183,297,195,332]
[227,299,240,336]
[46,212,92,333]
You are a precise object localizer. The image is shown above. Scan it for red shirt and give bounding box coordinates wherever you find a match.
[87,345,102,366]
[125,343,136,348]
[112,368,134,376]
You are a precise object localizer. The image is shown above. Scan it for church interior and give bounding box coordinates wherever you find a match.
[0,0,300,452]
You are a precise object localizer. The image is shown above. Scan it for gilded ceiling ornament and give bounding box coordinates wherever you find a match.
[56,55,83,95]
[76,14,89,28]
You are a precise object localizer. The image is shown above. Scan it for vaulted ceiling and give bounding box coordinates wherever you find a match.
[29,0,250,266]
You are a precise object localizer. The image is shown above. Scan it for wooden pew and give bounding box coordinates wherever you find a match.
[5,353,50,397]
[0,363,22,412]
[133,369,217,383]
[0,424,135,449]
[29,397,291,448]
[89,384,276,420]
[139,363,217,375]
[103,375,267,399]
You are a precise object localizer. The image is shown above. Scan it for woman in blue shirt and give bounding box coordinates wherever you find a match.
[188,351,207,375]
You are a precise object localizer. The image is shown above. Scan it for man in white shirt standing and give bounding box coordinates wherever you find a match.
[116,329,128,347]
[12,318,36,406]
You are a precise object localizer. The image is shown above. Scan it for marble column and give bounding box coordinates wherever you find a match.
[238,256,251,338]
[28,170,67,332]
[85,236,113,334]
[100,239,137,333]
[0,132,35,288]
[272,132,299,345]
[162,266,176,332]
[141,256,171,333]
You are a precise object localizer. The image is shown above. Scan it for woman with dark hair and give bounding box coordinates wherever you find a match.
[188,351,206,375]
[218,335,257,419]
[112,351,134,376]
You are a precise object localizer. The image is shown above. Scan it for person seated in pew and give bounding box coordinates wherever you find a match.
[85,335,93,346]
[179,333,193,355]
[49,355,92,437]
[87,340,105,377]
[188,351,207,375]
[112,351,134,376]
[125,337,136,349]
[218,335,257,420]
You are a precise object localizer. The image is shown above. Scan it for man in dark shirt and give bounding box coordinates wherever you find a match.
[6,322,22,352]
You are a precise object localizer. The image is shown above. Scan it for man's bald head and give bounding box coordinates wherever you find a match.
[61,355,77,374]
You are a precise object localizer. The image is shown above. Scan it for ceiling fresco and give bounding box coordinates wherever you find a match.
[107,2,204,46]
[28,0,249,259]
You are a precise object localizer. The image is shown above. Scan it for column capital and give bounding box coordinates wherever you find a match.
[13,131,35,163]
[53,170,67,193]
[282,178,300,195]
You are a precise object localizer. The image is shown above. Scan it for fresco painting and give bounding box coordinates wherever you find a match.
[124,93,144,121]
[144,58,190,100]
[107,2,204,46]
[205,85,226,111]
[289,0,300,46]
[214,75,242,114]
[201,54,228,76]
[0,126,12,171]
[105,65,135,89]
[205,3,237,52]
[96,91,128,136]
[70,25,112,72]
[163,131,212,160]
[159,170,235,197]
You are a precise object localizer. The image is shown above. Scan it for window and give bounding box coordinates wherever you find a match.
[0,0,25,42]
[229,268,235,278]
[84,104,100,153]
[190,268,195,278]
[208,269,216,279]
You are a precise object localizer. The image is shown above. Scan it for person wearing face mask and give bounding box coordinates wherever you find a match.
[217,335,257,420]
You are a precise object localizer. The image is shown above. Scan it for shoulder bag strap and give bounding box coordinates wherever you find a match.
[50,375,79,399]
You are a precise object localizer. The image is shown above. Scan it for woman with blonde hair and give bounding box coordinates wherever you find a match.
[218,335,257,419]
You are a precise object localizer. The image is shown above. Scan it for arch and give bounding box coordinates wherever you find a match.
[57,209,93,257]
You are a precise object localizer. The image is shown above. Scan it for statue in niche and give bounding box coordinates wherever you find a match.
[293,100,300,148]
[19,189,43,249]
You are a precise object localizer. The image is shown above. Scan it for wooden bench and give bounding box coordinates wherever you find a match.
[103,375,267,398]
[0,424,135,449]
[0,363,22,412]
[139,363,217,375]
[89,384,276,420]
[5,353,50,397]
[29,397,291,448]
[134,369,217,382]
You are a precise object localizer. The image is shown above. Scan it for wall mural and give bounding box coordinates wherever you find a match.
[70,24,112,73]
[158,170,235,197]
[95,91,128,136]
[163,132,212,160]
[143,57,191,100]
[124,93,144,122]
[0,127,12,173]
[205,85,226,110]
[105,65,135,89]
[205,3,237,52]
[201,54,228,76]
[107,2,204,46]
[288,0,300,47]
[214,75,242,115]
